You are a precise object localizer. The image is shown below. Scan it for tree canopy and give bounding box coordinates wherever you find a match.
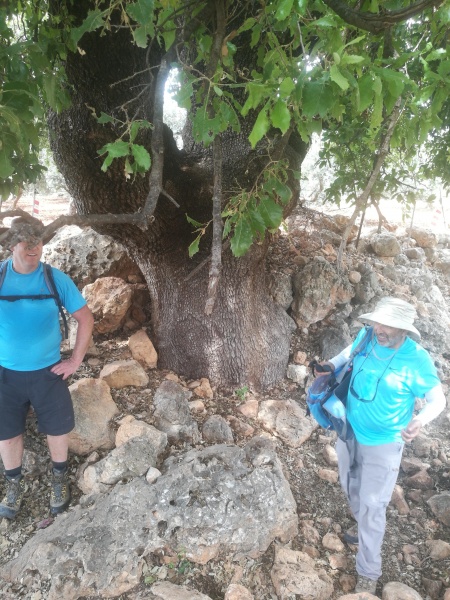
[1,0,449,244]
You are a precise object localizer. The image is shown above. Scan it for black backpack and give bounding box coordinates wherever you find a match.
[0,259,68,338]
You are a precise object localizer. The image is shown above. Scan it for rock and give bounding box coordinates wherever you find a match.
[79,435,166,495]
[202,415,234,444]
[286,363,309,385]
[322,444,338,467]
[317,468,338,483]
[146,467,161,484]
[269,271,293,309]
[0,443,298,599]
[270,546,333,600]
[226,416,254,438]
[403,470,434,490]
[224,583,254,600]
[128,329,158,368]
[115,416,167,451]
[291,256,354,327]
[409,227,438,248]
[371,233,401,257]
[427,492,450,526]
[150,581,213,599]
[257,399,316,447]
[42,225,141,287]
[153,380,199,444]
[401,456,429,475]
[236,398,259,419]
[391,485,410,515]
[322,532,344,552]
[83,276,134,333]
[422,577,442,599]
[382,581,423,599]
[188,400,206,415]
[99,359,149,388]
[192,378,214,399]
[68,378,119,455]
[426,539,450,560]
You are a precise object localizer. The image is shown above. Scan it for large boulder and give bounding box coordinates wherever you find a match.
[42,225,141,287]
[291,256,354,327]
[0,442,298,599]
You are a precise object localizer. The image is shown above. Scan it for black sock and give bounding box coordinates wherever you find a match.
[5,466,22,479]
[52,461,68,473]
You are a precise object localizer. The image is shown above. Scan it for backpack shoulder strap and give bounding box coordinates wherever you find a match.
[0,259,10,289]
[335,326,373,384]
[42,263,69,339]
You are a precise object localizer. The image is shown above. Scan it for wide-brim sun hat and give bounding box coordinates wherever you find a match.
[0,215,55,248]
[359,297,421,340]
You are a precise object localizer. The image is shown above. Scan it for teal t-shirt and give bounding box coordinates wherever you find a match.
[347,328,440,445]
[0,261,86,370]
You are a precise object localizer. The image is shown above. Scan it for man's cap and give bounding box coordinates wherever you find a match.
[358,297,421,340]
[0,216,54,248]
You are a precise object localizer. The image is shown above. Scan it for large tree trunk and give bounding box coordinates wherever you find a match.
[48,7,304,390]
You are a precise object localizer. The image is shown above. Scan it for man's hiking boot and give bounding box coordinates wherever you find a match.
[50,469,71,515]
[355,575,378,594]
[344,523,359,545]
[0,475,26,519]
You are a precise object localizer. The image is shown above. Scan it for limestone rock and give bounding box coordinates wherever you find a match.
[42,225,141,287]
[371,233,401,257]
[257,399,316,447]
[115,415,167,451]
[224,583,254,599]
[291,256,354,327]
[1,443,298,599]
[151,581,213,599]
[153,380,199,444]
[409,227,438,249]
[99,359,149,388]
[286,363,309,385]
[68,378,118,455]
[128,329,158,368]
[202,415,234,444]
[270,546,333,600]
[83,276,133,333]
[427,492,450,526]
[79,435,166,495]
[382,581,424,599]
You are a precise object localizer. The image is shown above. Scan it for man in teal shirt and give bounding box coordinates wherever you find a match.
[0,216,94,519]
[323,297,445,594]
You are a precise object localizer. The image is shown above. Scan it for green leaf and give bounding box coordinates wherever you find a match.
[241,83,267,116]
[132,26,149,48]
[259,196,283,229]
[97,140,130,171]
[188,234,201,258]
[357,74,374,112]
[249,106,269,147]
[230,216,253,257]
[186,215,203,228]
[126,0,154,26]
[97,112,115,124]
[340,54,365,66]
[330,65,349,90]
[71,9,107,47]
[279,77,296,97]
[302,81,334,118]
[270,99,290,134]
[131,144,151,171]
[275,0,294,21]
[0,151,14,178]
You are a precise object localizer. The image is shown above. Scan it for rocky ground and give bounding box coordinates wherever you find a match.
[0,195,449,600]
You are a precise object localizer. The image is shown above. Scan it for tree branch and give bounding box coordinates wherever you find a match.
[336,97,403,269]
[323,0,444,34]
[205,133,223,315]
[203,0,227,315]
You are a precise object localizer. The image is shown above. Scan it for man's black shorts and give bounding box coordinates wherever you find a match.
[0,365,75,440]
